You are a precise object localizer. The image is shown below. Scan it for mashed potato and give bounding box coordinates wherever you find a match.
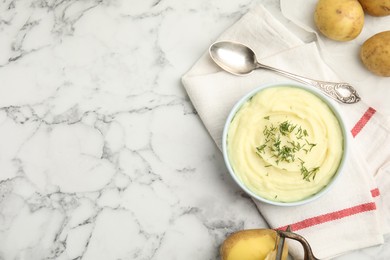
[227,86,344,202]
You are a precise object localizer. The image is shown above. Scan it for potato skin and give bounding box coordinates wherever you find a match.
[358,0,390,16]
[314,0,364,41]
[220,229,288,260]
[360,31,390,77]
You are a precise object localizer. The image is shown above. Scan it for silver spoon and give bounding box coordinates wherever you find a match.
[209,41,360,104]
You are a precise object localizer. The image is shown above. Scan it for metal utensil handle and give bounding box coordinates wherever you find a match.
[275,234,285,260]
[275,225,290,260]
[276,229,320,260]
[257,63,361,104]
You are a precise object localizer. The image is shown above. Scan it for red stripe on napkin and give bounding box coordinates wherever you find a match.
[276,109,380,232]
[351,107,376,138]
[277,202,377,231]
[371,188,380,198]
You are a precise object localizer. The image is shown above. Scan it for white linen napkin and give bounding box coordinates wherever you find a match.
[182,5,390,259]
[280,0,390,115]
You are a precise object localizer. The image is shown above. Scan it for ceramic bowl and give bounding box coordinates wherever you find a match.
[222,82,348,206]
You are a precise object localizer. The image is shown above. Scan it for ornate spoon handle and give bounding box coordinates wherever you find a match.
[257,63,361,104]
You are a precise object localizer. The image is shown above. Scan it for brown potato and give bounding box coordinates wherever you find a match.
[360,31,390,77]
[314,0,364,41]
[220,229,288,260]
[358,0,390,16]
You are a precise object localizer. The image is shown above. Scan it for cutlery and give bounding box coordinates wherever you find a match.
[209,41,361,104]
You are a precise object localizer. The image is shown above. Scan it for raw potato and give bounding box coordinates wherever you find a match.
[314,0,364,41]
[358,0,390,16]
[220,229,288,260]
[360,31,390,77]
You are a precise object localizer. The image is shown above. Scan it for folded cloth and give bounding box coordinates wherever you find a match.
[280,0,390,114]
[181,5,390,259]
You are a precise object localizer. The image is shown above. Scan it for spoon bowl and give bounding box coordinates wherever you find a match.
[209,41,257,75]
[209,41,361,104]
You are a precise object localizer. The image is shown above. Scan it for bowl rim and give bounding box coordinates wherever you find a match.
[222,82,349,206]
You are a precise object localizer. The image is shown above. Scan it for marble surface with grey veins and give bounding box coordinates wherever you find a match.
[0,0,389,259]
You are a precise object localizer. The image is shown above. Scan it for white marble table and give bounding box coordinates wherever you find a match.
[0,0,389,259]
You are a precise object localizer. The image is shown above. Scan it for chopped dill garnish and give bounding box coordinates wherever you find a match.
[279,121,296,136]
[300,161,320,181]
[256,144,267,154]
[255,120,319,181]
